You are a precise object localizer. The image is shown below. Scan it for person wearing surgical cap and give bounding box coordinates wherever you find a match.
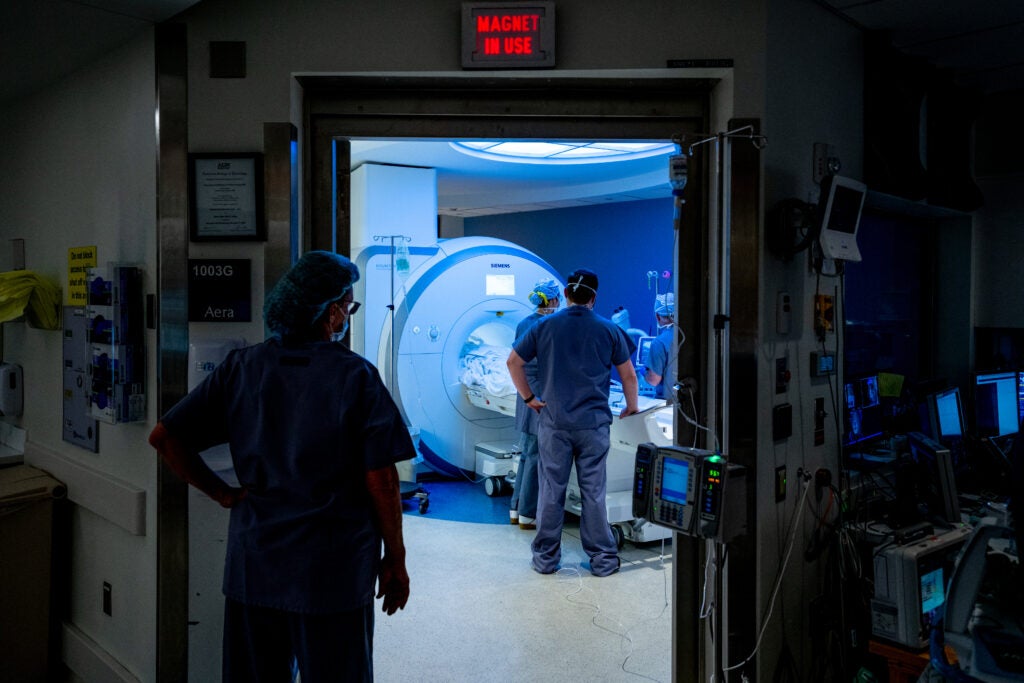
[149,250,415,683]
[509,279,562,530]
[507,268,640,577]
[645,292,683,401]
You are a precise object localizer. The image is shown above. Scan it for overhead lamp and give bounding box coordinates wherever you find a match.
[450,140,676,164]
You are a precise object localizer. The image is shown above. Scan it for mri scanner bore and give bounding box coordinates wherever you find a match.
[352,236,674,543]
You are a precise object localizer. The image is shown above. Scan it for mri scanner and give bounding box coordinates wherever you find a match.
[352,236,557,476]
[352,235,673,543]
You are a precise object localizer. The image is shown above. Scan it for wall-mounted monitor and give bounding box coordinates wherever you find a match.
[817,174,867,262]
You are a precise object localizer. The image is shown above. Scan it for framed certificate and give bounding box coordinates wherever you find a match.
[189,153,265,241]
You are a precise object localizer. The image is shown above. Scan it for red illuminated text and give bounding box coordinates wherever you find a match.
[462,3,554,68]
[476,14,540,33]
[483,36,533,55]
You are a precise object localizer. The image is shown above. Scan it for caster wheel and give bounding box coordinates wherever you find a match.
[419,500,429,514]
[611,524,626,550]
[485,477,503,496]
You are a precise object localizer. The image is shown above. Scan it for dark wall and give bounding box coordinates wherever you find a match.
[465,198,676,336]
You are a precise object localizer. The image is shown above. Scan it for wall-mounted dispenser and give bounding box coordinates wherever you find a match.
[86,264,145,424]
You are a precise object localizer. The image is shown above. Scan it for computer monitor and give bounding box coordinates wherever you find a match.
[1019,371,1024,425]
[843,375,885,450]
[907,431,961,526]
[636,336,655,367]
[974,371,1020,438]
[935,387,965,441]
[817,174,867,262]
[919,386,966,445]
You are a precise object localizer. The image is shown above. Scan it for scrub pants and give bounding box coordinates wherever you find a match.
[532,425,618,576]
[510,432,540,519]
[223,597,374,683]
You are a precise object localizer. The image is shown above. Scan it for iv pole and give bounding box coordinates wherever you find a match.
[674,124,766,682]
[372,234,411,394]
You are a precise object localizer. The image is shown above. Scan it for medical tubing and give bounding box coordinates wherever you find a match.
[724,477,812,673]
[699,541,717,619]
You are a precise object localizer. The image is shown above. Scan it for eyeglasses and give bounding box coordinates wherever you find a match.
[344,300,361,315]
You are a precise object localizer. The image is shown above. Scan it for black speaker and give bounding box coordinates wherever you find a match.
[210,41,246,79]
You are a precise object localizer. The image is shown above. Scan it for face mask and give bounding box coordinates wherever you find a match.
[330,319,349,342]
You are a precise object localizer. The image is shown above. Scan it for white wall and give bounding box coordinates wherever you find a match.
[0,32,159,682]
[761,0,864,678]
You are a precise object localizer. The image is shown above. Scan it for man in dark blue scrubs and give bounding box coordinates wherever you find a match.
[507,268,639,577]
[150,251,415,682]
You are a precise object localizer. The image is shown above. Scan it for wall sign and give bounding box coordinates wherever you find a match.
[188,259,251,322]
[67,245,97,306]
[189,153,265,241]
[461,2,555,69]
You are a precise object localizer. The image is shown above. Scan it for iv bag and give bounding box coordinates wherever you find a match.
[395,243,411,279]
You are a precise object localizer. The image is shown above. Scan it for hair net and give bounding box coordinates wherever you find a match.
[654,292,675,317]
[528,278,561,307]
[264,251,360,338]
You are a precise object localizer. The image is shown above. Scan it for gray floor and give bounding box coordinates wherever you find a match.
[374,512,674,682]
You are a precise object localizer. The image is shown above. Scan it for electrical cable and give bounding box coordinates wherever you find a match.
[724,478,813,673]
[699,540,717,619]
[552,538,671,683]
[674,385,720,453]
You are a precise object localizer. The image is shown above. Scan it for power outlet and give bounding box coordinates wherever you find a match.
[812,142,835,185]
[775,465,787,502]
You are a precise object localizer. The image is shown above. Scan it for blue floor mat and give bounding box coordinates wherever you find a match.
[402,476,513,525]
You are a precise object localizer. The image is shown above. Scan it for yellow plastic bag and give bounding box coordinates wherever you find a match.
[0,271,61,330]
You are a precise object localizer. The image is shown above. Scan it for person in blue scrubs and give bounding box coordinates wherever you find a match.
[509,278,561,530]
[507,268,640,577]
[149,251,415,683]
[645,292,683,401]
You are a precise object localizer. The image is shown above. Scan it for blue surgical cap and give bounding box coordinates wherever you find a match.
[654,292,675,317]
[528,278,561,307]
[264,251,360,338]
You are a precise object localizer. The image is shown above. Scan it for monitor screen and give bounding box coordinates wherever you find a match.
[934,388,964,439]
[636,336,655,367]
[485,273,515,296]
[975,371,1020,437]
[1019,371,1024,424]
[817,175,867,262]
[919,566,945,614]
[660,458,689,506]
[908,431,961,526]
[827,183,866,234]
[843,375,884,449]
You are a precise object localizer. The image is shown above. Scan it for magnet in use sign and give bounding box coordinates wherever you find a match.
[462,2,555,69]
[188,259,251,322]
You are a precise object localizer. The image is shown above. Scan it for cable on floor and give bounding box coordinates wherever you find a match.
[554,546,670,683]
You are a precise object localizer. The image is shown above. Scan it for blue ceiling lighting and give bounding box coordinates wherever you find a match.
[450,140,676,164]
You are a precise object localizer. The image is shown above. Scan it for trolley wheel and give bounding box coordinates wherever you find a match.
[418,499,429,514]
[611,523,626,550]
[485,476,503,497]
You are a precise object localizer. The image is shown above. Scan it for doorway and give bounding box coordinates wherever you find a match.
[300,72,716,681]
